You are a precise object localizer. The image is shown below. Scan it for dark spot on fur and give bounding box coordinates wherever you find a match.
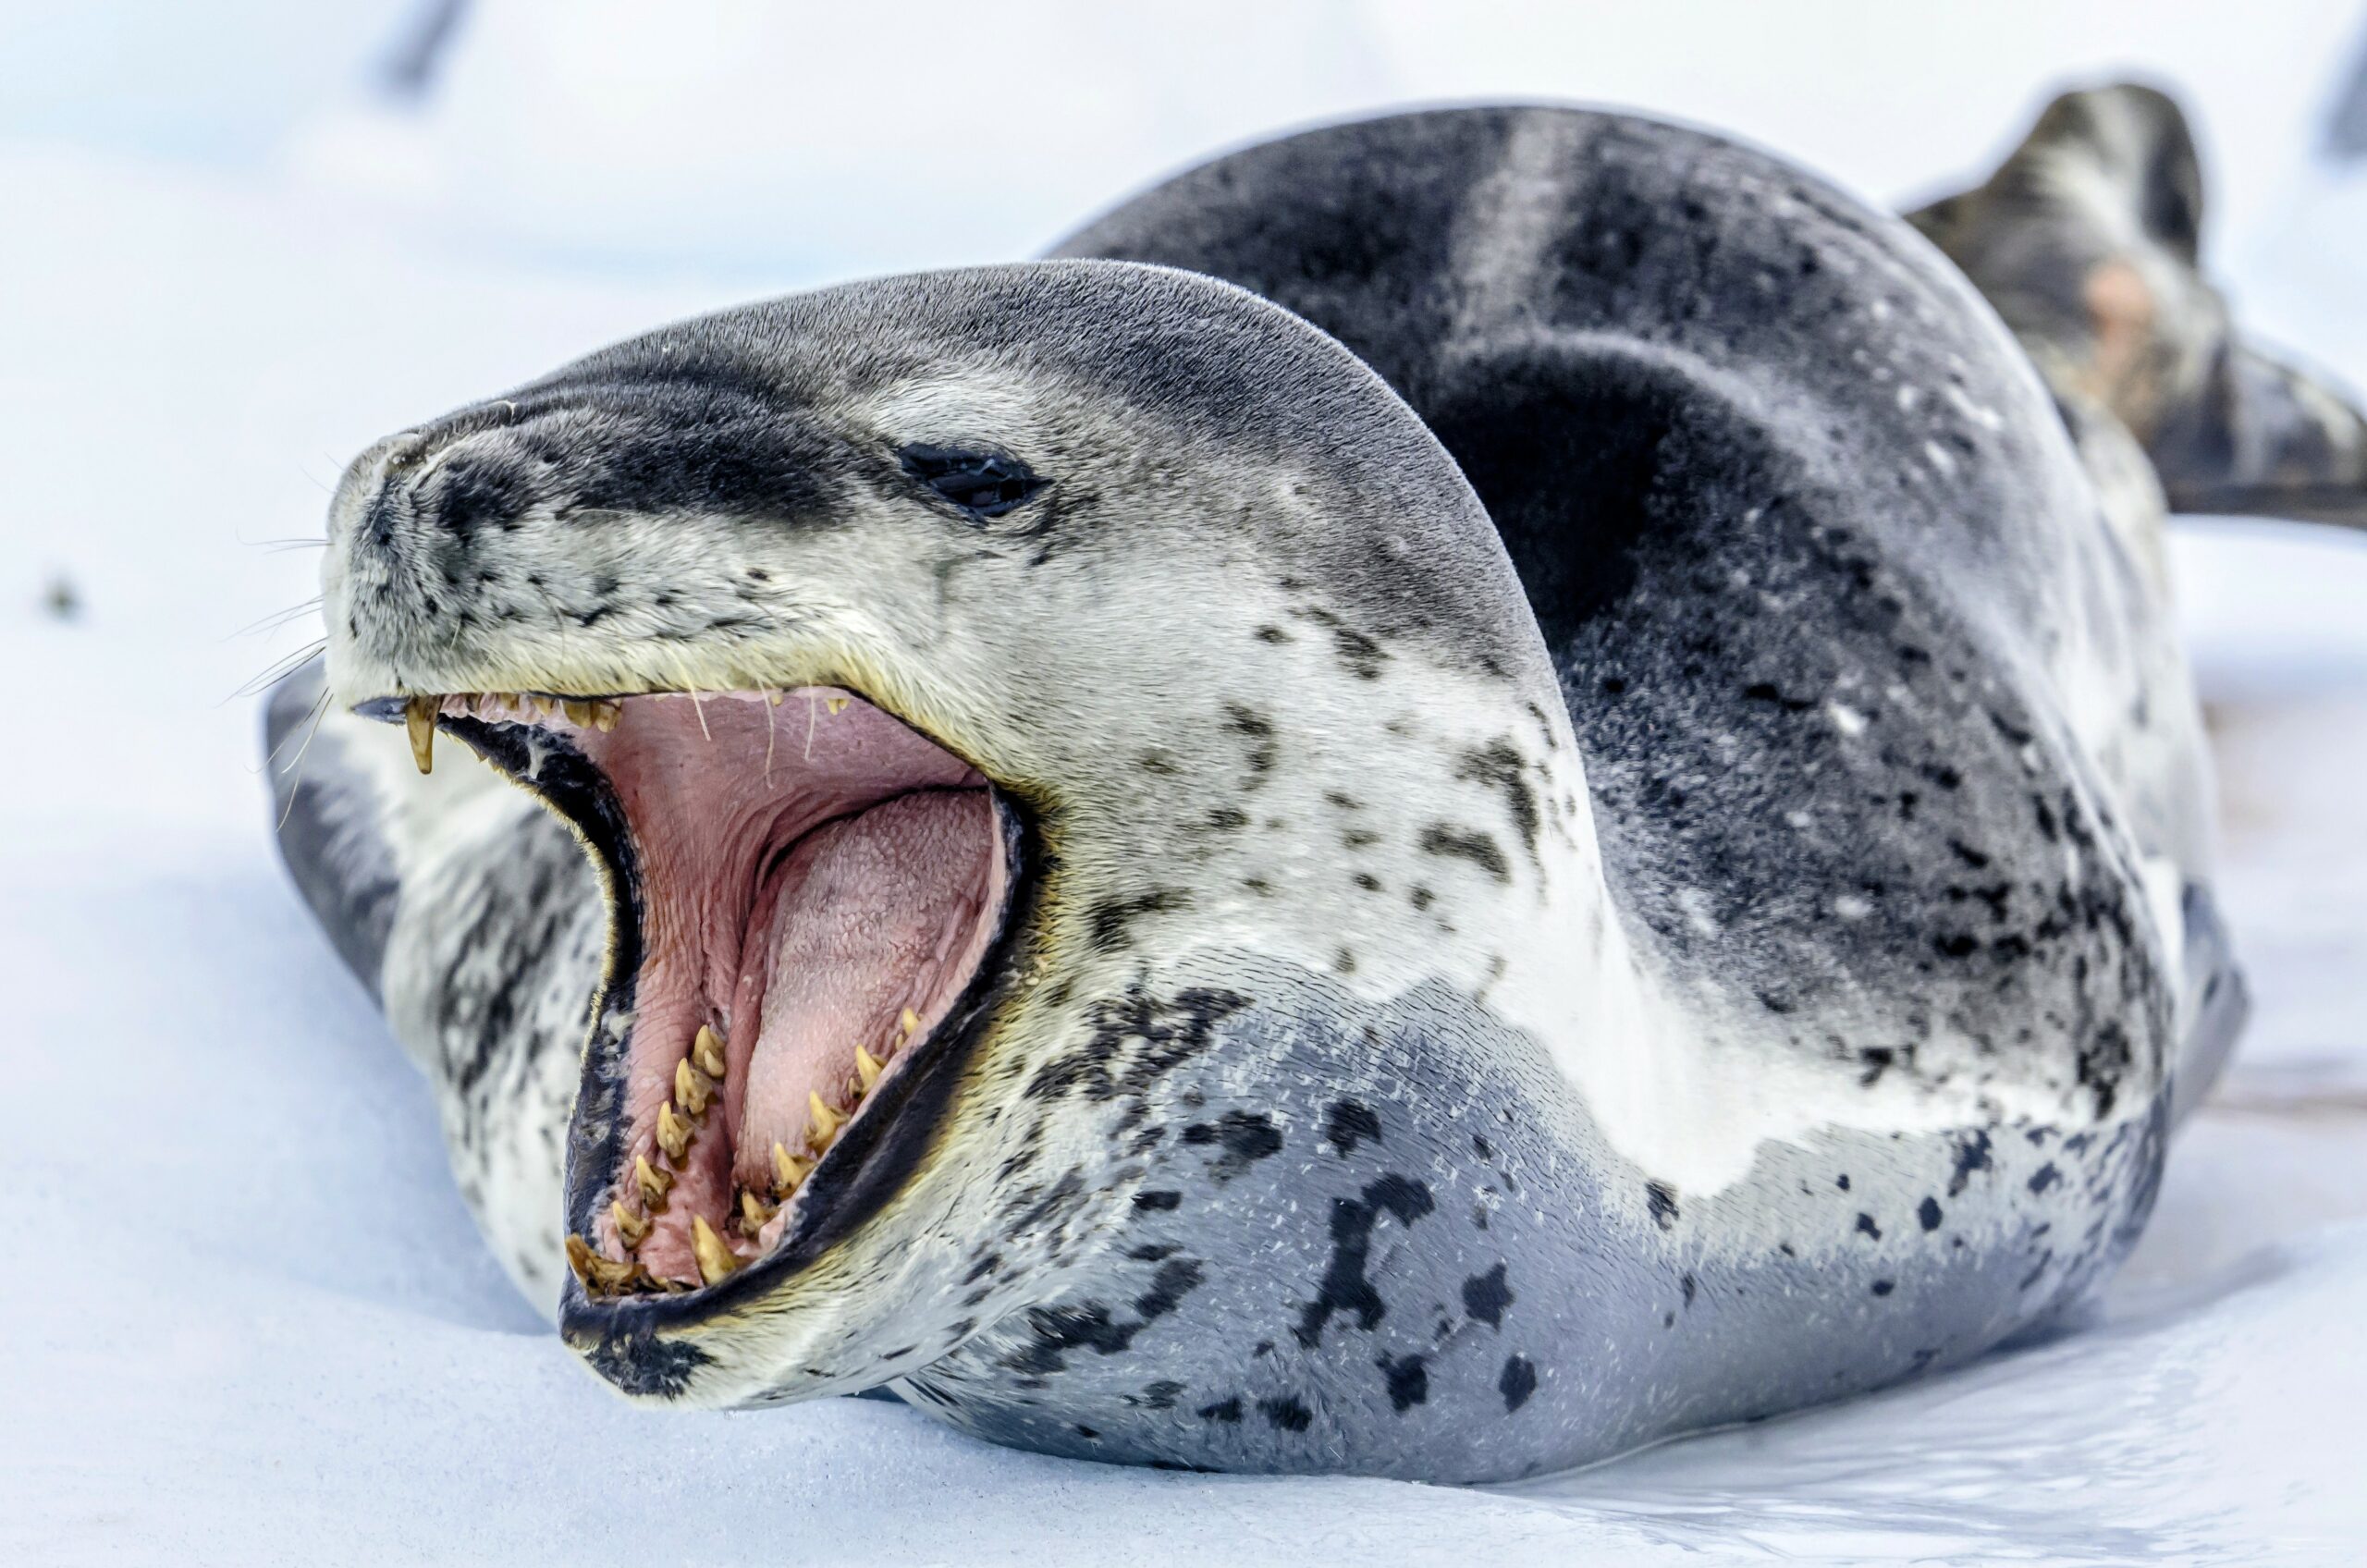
[1499,1354,1538,1412]
[580,1330,711,1398]
[1180,1110,1283,1182]
[1870,1280,1895,1296]
[1420,824,1511,881]
[1455,741,1542,858]
[1295,1174,1435,1347]
[1856,1212,1882,1240]
[1003,1260,1206,1376]
[1197,1397,1242,1423]
[1258,1395,1314,1433]
[1918,1196,1944,1231]
[1947,1130,1995,1198]
[1461,1263,1514,1329]
[1324,1099,1381,1155]
[1378,1354,1429,1413]
[1646,1181,1679,1230]
[1220,703,1278,778]
[1133,1190,1182,1212]
[1085,888,1192,953]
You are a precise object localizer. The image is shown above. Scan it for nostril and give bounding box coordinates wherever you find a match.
[361,432,434,552]
[361,438,533,555]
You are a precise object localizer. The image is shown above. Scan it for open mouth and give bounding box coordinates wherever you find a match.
[363,685,1021,1305]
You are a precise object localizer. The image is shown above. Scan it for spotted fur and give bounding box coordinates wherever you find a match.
[268,102,2260,1480]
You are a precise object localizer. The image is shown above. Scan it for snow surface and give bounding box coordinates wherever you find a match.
[4,6,2365,1562]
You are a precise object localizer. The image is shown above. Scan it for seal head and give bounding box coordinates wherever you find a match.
[322,260,1588,1417]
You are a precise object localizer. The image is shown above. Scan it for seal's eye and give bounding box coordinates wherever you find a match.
[898,444,1043,520]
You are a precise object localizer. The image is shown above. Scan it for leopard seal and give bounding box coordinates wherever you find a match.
[264,92,2343,1481]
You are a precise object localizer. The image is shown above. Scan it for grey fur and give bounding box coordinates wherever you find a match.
[268,100,2258,1481]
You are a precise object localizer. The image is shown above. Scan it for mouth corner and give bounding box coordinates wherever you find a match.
[378,685,1027,1344]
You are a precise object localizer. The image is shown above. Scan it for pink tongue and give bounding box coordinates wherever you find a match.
[730,790,994,1191]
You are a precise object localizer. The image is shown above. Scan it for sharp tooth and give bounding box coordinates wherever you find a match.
[900,1007,922,1040]
[656,1102,693,1162]
[405,697,436,774]
[740,1191,776,1231]
[565,1234,643,1293]
[854,1044,883,1093]
[825,695,850,716]
[563,700,594,727]
[772,1141,811,1195]
[675,1059,715,1117]
[591,700,621,732]
[807,1091,845,1145]
[611,1200,651,1249]
[692,1024,727,1079]
[767,690,785,706]
[635,1155,673,1207]
[693,1216,745,1286]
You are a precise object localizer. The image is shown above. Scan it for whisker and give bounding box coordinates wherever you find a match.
[262,683,333,769]
[229,598,325,640]
[227,637,329,703]
[275,689,337,831]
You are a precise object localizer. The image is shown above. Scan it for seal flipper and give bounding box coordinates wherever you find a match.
[264,656,404,1000]
[1908,80,2367,528]
[2147,341,2367,527]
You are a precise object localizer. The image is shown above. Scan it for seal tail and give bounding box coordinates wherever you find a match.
[1908,80,2367,530]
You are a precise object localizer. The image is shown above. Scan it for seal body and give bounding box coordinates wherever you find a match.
[270,103,2251,1481]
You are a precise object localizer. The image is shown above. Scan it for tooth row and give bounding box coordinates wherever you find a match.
[401,692,622,775]
[568,1022,727,1298]
[571,1007,925,1298]
[741,1009,914,1224]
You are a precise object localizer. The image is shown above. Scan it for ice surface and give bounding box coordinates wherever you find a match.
[4,9,2366,1562]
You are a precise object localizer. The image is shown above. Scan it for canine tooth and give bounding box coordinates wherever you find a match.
[657,1102,693,1161]
[675,1059,715,1117]
[854,1044,884,1093]
[405,697,436,774]
[635,1155,673,1207]
[693,1023,727,1079]
[611,1200,651,1249]
[825,695,850,716]
[693,1216,745,1286]
[565,1233,595,1284]
[740,1191,776,1231]
[900,1007,922,1040]
[807,1091,845,1144]
[591,700,621,732]
[772,1141,811,1195]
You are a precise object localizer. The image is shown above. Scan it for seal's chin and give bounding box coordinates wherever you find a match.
[360,684,1019,1315]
